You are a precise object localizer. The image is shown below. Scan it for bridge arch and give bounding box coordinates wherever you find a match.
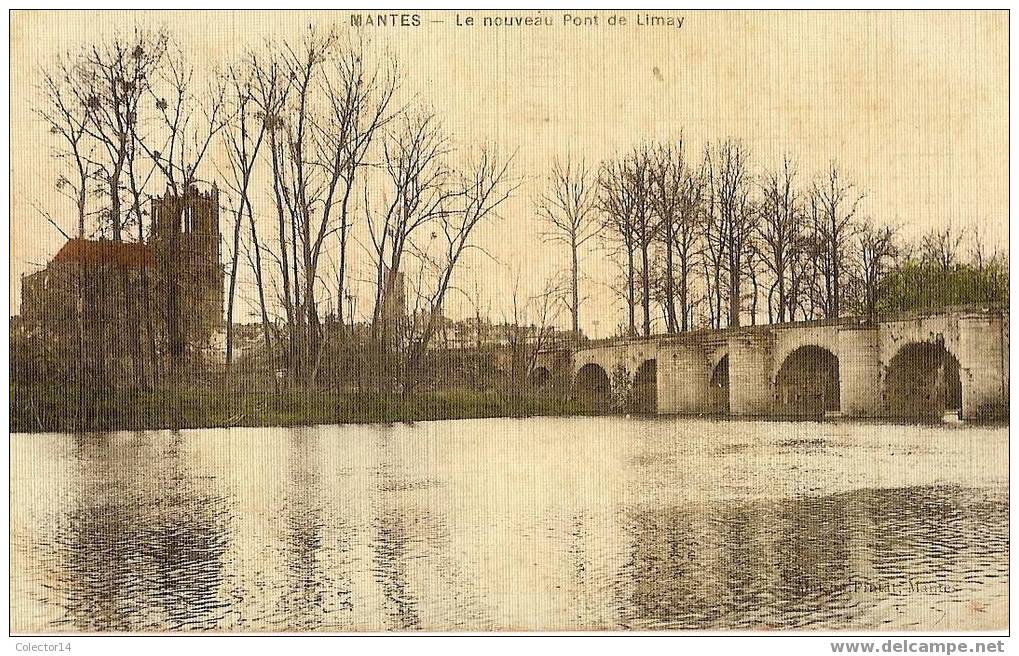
[883,341,962,420]
[770,326,840,382]
[575,363,611,411]
[633,359,657,414]
[528,366,552,389]
[774,345,840,416]
[709,354,730,414]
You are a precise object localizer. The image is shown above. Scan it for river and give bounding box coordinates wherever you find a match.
[9,417,1008,632]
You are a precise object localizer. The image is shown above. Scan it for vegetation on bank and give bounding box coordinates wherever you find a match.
[10,385,585,434]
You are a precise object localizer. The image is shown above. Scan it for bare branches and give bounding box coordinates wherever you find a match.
[221,52,274,365]
[537,156,600,248]
[535,155,598,336]
[757,155,805,323]
[704,138,756,327]
[37,55,96,237]
[368,109,454,327]
[140,44,231,194]
[403,145,519,390]
[317,36,400,323]
[597,147,657,336]
[808,162,864,318]
[78,28,168,240]
[920,226,964,272]
[649,138,704,331]
[856,220,898,322]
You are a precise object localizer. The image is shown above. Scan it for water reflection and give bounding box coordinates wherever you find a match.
[276,432,333,630]
[10,418,1009,633]
[368,433,455,631]
[617,486,1008,630]
[47,433,230,631]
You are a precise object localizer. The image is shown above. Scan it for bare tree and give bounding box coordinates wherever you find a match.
[37,53,100,412]
[317,39,400,326]
[255,53,300,379]
[79,29,168,241]
[536,156,599,339]
[650,139,704,332]
[673,164,706,332]
[404,146,518,391]
[808,162,863,318]
[367,110,454,333]
[856,221,897,322]
[598,158,638,336]
[38,56,95,237]
[920,226,964,272]
[700,149,724,328]
[704,139,755,327]
[628,146,657,337]
[757,156,805,323]
[221,56,272,365]
[649,142,680,332]
[598,147,656,337]
[273,26,339,379]
[50,30,168,388]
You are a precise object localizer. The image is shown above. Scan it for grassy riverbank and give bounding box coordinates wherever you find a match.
[11,385,586,434]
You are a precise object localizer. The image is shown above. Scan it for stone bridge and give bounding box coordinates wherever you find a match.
[533,306,1008,420]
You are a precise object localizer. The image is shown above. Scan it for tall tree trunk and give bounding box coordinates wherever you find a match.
[626,244,636,336]
[570,239,580,338]
[729,266,741,328]
[749,265,759,326]
[77,177,87,239]
[664,221,677,333]
[225,204,244,365]
[337,173,355,326]
[246,195,273,354]
[777,262,787,323]
[270,138,295,384]
[679,257,689,332]
[291,210,303,377]
[110,175,122,241]
[641,244,651,337]
[713,261,722,329]
[832,257,841,318]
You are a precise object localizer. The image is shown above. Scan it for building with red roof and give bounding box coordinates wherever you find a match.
[19,185,224,373]
[50,238,157,269]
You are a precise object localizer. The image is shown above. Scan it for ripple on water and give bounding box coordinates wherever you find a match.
[9,419,1009,632]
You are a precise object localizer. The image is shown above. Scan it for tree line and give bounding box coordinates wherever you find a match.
[36,26,517,393]
[537,139,1007,339]
[32,24,1007,399]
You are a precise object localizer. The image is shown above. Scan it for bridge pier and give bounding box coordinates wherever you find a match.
[727,332,774,416]
[657,345,711,414]
[838,325,880,417]
[958,311,1009,419]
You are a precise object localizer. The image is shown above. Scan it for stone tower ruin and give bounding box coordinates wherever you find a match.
[149,184,225,357]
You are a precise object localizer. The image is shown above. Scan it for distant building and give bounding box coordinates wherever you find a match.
[149,184,225,355]
[19,238,158,381]
[19,184,225,370]
[21,238,157,332]
[431,315,576,351]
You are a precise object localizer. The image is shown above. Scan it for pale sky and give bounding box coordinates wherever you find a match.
[9,10,1009,337]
